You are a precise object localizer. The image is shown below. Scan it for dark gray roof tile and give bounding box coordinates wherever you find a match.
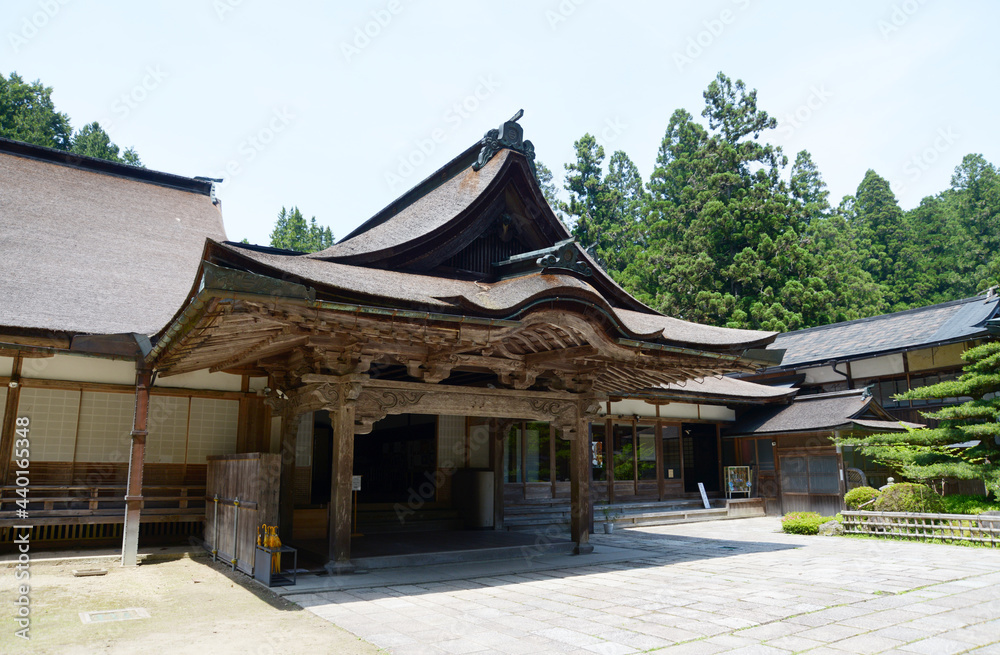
[770,295,1000,367]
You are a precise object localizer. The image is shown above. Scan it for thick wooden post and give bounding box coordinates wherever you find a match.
[569,413,593,555]
[489,419,511,531]
[326,400,355,572]
[121,368,152,566]
[277,412,299,542]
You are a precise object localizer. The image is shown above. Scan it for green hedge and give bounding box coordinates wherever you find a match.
[941,494,1000,515]
[781,512,831,535]
[873,483,945,513]
[844,486,880,510]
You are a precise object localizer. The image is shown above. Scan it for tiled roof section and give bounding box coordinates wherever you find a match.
[216,242,777,351]
[725,389,920,436]
[0,144,226,336]
[770,295,1000,367]
[308,149,510,261]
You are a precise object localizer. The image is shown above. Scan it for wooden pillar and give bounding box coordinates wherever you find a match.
[277,411,299,542]
[326,401,355,572]
[569,413,593,555]
[0,354,23,486]
[121,367,152,567]
[489,419,510,531]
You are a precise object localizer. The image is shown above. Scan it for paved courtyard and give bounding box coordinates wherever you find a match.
[287,517,1000,654]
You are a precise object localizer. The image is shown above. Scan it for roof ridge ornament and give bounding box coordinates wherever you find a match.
[493,238,593,278]
[472,109,537,178]
[537,239,593,276]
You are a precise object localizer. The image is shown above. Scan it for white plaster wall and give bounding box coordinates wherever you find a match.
[656,402,700,420]
[608,399,658,418]
[155,369,243,391]
[698,405,736,421]
[852,353,905,379]
[802,366,848,384]
[19,353,134,385]
[248,376,268,392]
[0,356,13,377]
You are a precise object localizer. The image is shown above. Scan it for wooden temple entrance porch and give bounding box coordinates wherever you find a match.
[270,376,601,572]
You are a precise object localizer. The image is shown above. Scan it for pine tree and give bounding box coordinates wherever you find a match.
[840,341,1000,496]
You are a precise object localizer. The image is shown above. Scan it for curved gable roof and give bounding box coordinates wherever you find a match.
[311,147,515,262]
[211,241,776,352]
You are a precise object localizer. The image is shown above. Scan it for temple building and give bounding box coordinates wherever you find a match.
[0,113,947,571]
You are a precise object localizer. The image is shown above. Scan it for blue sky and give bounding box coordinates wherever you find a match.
[4,1,997,244]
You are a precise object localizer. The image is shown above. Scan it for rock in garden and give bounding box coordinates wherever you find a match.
[819,520,844,536]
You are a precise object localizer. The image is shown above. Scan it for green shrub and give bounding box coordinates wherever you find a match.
[941,494,1000,515]
[873,483,945,513]
[781,511,829,535]
[844,486,880,510]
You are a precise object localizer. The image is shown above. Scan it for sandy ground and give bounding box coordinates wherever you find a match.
[0,551,382,655]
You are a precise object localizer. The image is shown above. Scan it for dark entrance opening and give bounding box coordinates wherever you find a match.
[353,414,437,504]
[683,423,720,493]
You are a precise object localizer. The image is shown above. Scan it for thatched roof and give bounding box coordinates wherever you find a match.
[0,138,226,337]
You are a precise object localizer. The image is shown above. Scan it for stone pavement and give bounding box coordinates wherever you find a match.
[286,517,1000,654]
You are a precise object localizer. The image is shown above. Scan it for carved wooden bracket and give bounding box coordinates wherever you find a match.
[355,389,427,435]
[406,359,455,384]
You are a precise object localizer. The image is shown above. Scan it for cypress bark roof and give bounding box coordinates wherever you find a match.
[214,241,776,352]
[0,138,226,337]
[310,146,511,261]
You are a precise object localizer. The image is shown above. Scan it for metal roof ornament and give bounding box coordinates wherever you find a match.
[537,239,593,276]
[472,109,537,178]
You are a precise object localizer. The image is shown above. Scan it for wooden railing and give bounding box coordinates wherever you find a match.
[0,485,206,525]
[841,510,1000,547]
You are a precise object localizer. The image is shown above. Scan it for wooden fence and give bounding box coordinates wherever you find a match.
[204,453,280,575]
[841,510,1000,547]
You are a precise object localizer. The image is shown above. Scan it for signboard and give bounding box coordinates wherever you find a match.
[351,475,362,492]
[697,482,711,509]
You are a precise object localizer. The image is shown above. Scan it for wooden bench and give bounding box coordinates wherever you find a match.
[0,484,206,526]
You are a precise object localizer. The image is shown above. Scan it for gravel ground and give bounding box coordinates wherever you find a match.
[0,550,382,654]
